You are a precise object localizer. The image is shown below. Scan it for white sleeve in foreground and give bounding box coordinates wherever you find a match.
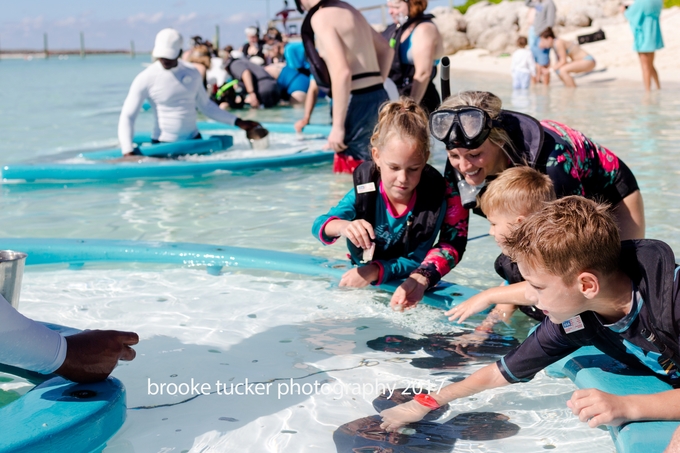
[195,86,238,126]
[0,296,67,374]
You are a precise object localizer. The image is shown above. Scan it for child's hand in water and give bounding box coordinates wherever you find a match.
[446,291,494,324]
[339,264,380,287]
[340,220,375,250]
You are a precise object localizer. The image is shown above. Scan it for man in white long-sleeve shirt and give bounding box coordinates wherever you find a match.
[0,294,138,383]
[118,28,259,156]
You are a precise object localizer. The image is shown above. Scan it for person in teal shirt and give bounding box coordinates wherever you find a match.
[312,99,446,288]
[624,0,664,91]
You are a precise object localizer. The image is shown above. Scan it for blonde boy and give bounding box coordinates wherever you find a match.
[446,166,555,327]
[381,196,680,432]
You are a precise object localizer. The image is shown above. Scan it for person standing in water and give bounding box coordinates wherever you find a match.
[385,0,443,114]
[118,28,260,157]
[623,0,664,91]
[294,0,394,173]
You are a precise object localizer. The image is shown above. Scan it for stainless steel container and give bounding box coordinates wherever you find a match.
[0,250,27,309]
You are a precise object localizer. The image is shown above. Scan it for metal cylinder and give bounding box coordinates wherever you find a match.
[0,250,27,309]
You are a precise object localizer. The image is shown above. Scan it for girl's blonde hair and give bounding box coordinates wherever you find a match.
[370,97,430,162]
[439,91,518,160]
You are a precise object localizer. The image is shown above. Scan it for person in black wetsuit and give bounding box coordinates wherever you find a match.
[384,0,443,113]
[390,90,645,312]
[380,196,680,434]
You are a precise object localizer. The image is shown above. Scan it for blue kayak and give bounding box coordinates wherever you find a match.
[2,122,333,183]
[0,323,126,453]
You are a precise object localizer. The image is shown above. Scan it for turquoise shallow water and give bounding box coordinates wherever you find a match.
[1,55,679,452]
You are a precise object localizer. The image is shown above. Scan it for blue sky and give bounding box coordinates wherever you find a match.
[1,0,454,52]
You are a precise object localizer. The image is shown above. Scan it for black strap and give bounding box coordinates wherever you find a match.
[351,71,381,81]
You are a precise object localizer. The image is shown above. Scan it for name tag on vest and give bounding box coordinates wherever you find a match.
[562,315,585,334]
[357,182,376,194]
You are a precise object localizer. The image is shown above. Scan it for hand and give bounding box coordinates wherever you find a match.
[339,264,380,288]
[379,400,432,432]
[340,219,375,250]
[449,331,490,347]
[324,126,348,153]
[294,118,309,134]
[245,92,260,109]
[55,330,139,384]
[567,389,630,427]
[235,119,261,132]
[390,275,428,312]
[446,291,493,324]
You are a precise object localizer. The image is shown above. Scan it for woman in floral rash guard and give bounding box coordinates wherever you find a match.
[390,91,644,310]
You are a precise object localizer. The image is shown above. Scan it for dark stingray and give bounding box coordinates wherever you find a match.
[367,333,519,370]
[333,390,520,452]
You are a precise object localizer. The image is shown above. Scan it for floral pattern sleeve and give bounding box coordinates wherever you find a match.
[541,120,625,203]
[410,163,469,288]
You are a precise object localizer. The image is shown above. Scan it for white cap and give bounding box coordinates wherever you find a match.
[230,50,245,60]
[245,27,258,37]
[152,28,183,60]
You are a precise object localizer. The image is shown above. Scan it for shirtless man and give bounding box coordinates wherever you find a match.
[294,0,394,173]
[118,28,259,157]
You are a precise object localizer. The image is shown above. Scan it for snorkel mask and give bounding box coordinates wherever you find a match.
[429,106,495,150]
[430,107,498,209]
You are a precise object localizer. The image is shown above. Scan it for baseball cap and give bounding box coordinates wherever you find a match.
[152,28,183,60]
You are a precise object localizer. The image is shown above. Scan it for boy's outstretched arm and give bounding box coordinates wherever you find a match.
[380,362,509,431]
[568,388,680,428]
[447,281,531,323]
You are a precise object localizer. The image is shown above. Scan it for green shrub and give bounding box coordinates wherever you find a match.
[455,0,505,15]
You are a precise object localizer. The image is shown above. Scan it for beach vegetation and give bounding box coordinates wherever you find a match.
[665,0,680,7]
[455,0,507,15]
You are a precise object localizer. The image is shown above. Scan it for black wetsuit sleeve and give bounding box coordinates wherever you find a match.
[496,320,579,383]
[494,254,524,284]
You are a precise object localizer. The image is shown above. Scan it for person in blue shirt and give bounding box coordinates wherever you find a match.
[623,0,664,91]
[312,98,446,287]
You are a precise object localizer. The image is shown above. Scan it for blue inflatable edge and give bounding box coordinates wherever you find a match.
[83,135,234,161]
[2,122,333,182]
[545,346,679,453]
[0,323,126,453]
[0,238,477,312]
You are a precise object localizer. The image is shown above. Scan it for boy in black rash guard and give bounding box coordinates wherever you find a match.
[380,196,680,432]
[446,166,556,334]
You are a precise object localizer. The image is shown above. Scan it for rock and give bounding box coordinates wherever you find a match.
[464,1,528,50]
[553,0,621,28]
[431,7,466,32]
[431,7,471,54]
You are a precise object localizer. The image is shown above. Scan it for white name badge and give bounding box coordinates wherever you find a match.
[562,315,585,334]
[357,182,376,194]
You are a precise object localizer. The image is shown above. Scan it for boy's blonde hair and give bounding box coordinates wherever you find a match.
[370,97,430,162]
[480,166,556,217]
[504,196,621,284]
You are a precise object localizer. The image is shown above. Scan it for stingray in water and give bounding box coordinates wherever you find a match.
[333,388,520,452]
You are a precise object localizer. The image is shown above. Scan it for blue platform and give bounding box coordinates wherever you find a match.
[0,324,126,453]
[1,122,333,183]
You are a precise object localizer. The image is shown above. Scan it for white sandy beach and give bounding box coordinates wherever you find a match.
[448,7,680,85]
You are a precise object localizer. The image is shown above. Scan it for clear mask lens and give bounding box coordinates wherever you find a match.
[430,112,455,141]
[458,110,485,138]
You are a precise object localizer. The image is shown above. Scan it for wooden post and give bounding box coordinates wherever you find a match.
[381,5,387,28]
[130,40,136,58]
[214,24,220,50]
[80,32,85,58]
[44,33,49,59]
